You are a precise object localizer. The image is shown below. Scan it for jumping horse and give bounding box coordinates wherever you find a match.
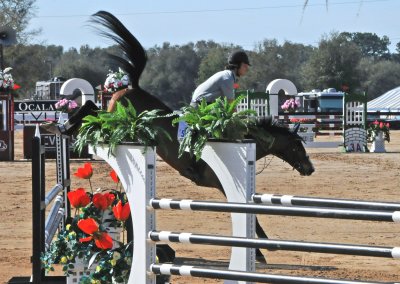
[89,11,315,263]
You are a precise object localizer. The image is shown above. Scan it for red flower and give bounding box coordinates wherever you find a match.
[233,83,239,89]
[93,192,115,211]
[74,163,93,179]
[112,200,131,221]
[78,218,113,249]
[67,188,90,209]
[13,83,21,90]
[110,170,119,183]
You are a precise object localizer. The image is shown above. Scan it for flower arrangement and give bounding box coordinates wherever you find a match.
[289,118,317,133]
[367,120,390,142]
[41,162,133,283]
[0,67,19,91]
[55,98,79,113]
[281,98,301,112]
[103,68,129,94]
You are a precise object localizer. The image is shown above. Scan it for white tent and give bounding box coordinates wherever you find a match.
[368,86,400,112]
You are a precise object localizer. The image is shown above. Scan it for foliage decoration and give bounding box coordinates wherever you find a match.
[74,98,171,157]
[41,163,133,283]
[172,95,261,161]
[281,98,301,112]
[103,68,129,94]
[0,67,20,91]
[367,120,390,142]
[55,98,78,113]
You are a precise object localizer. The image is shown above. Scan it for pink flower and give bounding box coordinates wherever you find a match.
[281,98,300,111]
[69,100,78,110]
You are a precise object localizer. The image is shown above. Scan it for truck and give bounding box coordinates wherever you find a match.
[297,88,345,113]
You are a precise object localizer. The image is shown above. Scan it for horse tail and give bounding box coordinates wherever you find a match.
[90,10,146,88]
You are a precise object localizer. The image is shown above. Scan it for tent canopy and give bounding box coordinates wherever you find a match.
[368,86,400,112]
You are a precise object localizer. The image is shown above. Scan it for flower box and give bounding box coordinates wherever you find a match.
[66,257,97,284]
[102,209,124,249]
[66,225,123,284]
[370,131,386,153]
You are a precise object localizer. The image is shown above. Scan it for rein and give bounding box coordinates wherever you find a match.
[256,155,274,175]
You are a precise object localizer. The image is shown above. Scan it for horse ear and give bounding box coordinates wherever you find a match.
[292,122,300,134]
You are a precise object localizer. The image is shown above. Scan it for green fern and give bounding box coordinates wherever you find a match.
[173,95,258,161]
[74,99,171,156]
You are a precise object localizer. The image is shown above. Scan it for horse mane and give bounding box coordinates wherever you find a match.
[256,116,302,139]
[90,11,147,88]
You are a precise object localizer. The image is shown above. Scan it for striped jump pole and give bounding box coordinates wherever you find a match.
[150,231,400,259]
[253,193,400,211]
[45,207,64,249]
[151,198,400,222]
[44,183,63,207]
[151,264,399,284]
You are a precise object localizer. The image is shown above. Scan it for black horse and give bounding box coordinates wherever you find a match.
[88,11,314,262]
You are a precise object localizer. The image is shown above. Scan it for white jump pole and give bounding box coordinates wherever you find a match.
[200,140,256,284]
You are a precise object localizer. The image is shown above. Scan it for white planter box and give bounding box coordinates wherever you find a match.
[66,226,122,283]
[370,131,386,153]
[66,257,97,284]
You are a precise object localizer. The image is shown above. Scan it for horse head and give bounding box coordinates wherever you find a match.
[252,118,315,176]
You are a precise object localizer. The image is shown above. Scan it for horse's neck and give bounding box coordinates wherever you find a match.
[255,130,286,160]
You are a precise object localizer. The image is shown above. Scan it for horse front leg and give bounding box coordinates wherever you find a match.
[255,217,268,263]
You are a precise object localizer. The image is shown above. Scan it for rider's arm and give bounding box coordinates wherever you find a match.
[107,88,129,112]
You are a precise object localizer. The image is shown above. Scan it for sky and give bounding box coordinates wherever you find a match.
[29,0,400,52]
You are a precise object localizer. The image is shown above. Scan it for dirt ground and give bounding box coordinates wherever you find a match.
[1,130,400,283]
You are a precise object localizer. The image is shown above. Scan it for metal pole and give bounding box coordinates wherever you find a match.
[252,193,400,211]
[150,231,400,259]
[151,264,396,284]
[151,198,400,222]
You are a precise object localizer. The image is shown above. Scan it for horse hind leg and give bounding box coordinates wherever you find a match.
[256,217,268,264]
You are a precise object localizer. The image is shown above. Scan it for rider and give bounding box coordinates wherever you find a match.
[190,50,251,107]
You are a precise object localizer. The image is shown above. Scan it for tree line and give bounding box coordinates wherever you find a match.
[4,32,400,110]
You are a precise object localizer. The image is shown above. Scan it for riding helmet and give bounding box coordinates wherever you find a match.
[228,50,251,66]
